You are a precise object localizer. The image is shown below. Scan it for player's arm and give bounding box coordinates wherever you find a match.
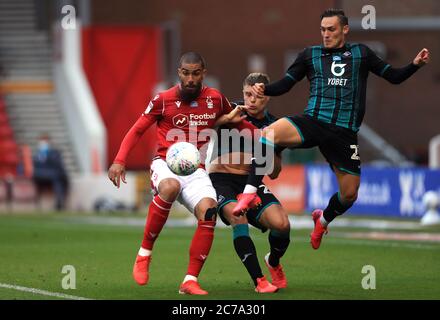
[367,46,430,84]
[108,97,161,188]
[252,48,308,97]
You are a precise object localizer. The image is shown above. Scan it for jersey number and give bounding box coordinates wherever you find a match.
[350,145,360,160]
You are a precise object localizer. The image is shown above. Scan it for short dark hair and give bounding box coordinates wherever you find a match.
[320,9,348,26]
[179,52,206,69]
[243,72,270,86]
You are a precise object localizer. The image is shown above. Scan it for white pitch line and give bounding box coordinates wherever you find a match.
[290,237,440,250]
[0,283,93,300]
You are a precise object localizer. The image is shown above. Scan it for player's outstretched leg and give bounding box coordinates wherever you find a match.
[233,119,300,216]
[264,230,290,288]
[310,209,328,250]
[311,169,359,249]
[264,231,290,288]
[133,178,179,285]
[179,200,217,295]
[232,192,262,216]
[310,191,356,249]
[232,223,277,293]
[232,137,272,216]
[133,194,173,285]
[258,204,290,288]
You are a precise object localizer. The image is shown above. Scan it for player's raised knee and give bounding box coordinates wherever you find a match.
[158,179,181,201]
[203,207,217,222]
[340,189,358,204]
[266,213,290,233]
[273,218,290,234]
[195,198,218,222]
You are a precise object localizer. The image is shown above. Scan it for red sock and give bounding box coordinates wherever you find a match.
[187,220,216,277]
[141,195,172,250]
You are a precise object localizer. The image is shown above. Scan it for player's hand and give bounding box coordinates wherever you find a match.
[251,83,265,98]
[108,163,127,188]
[228,105,248,123]
[413,48,430,66]
[215,105,247,126]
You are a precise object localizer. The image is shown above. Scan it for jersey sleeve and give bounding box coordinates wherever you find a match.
[286,48,308,82]
[142,94,164,118]
[381,63,420,84]
[113,95,162,165]
[220,93,234,114]
[364,45,391,77]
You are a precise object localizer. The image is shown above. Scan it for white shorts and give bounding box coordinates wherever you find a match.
[150,158,217,213]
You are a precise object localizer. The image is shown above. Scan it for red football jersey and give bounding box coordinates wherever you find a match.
[114,85,234,165]
[146,85,233,159]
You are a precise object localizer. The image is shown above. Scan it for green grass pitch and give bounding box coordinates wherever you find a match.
[0,214,439,300]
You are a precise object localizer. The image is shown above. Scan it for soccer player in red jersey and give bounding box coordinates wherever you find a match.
[108,52,249,295]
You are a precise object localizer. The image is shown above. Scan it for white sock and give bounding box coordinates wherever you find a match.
[183,275,198,283]
[243,184,257,194]
[138,247,152,257]
[320,215,329,228]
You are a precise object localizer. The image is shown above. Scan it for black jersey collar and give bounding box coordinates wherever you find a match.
[322,42,350,53]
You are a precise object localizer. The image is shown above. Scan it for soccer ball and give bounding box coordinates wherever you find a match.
[166,142,201,176]
[423,191,439,210]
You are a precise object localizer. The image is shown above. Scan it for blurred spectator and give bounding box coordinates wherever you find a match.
[32,134,68,211]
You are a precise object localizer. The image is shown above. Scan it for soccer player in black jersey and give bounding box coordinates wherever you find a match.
[233,9,430,250]
[209,73,290,292]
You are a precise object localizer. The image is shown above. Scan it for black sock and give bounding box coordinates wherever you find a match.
[233,224,263,286]
[323,192,354,223]
[268,230,290,267]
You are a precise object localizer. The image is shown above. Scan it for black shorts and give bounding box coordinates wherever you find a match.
[209,172,281,232]
[285,115,361,175]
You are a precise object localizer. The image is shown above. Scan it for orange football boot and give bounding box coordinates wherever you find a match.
[264,253,287,288]
[178,280,208,295]
[310,209,328,250]
[232,193,262,216]
[132,255,152,285]
[255,276,278,293]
